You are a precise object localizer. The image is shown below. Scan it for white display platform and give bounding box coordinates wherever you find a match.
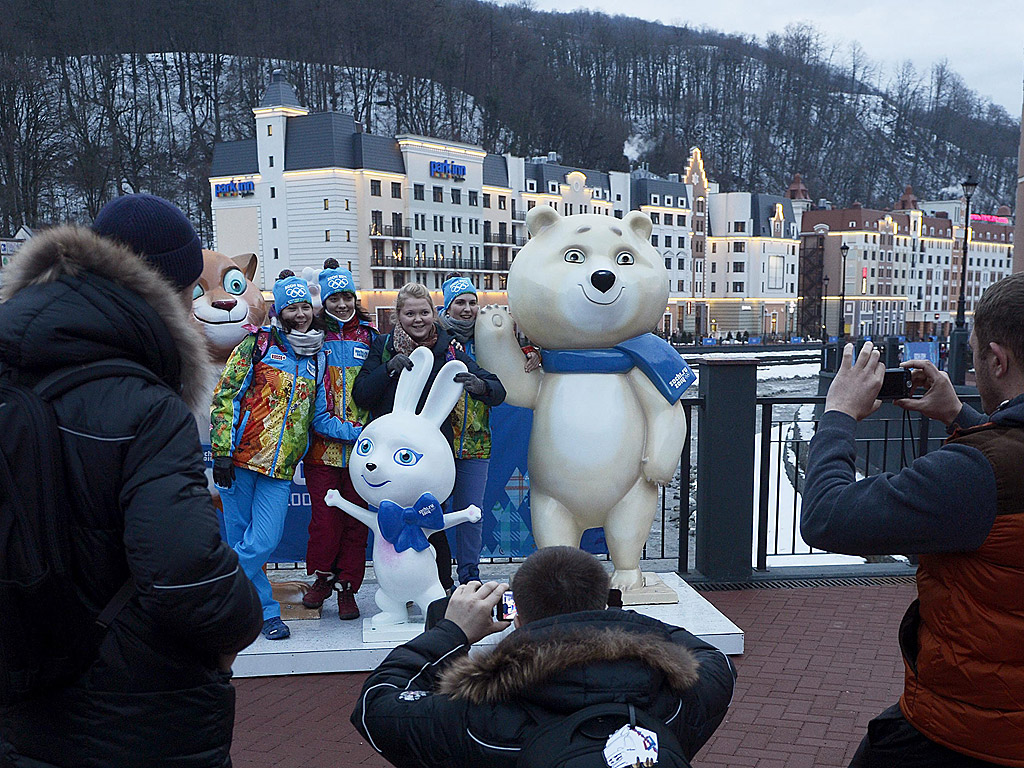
[233,572,743,678]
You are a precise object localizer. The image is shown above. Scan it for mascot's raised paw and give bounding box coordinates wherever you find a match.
[464,505,482,524]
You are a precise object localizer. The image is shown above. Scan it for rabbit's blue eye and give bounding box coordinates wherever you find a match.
[192,284,205,301]
[356,438,373,456]
[393,448,423,466]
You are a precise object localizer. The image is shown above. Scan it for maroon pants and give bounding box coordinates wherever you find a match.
[304,463,369,591]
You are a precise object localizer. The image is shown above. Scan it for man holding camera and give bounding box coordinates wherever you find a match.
[802,273,1024,767]
[351,546,735,768]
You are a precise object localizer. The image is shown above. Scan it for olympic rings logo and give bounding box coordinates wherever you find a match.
[284,284,307,298]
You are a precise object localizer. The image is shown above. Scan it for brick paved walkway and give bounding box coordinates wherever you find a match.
[232,583,915,767]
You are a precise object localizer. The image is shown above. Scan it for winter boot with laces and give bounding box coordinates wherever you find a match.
[336,581,360,620]
[302,572,336,608]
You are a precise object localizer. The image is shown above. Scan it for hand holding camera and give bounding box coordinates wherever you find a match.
[825,342,886,421]
[444,581,511,644]
[895,359,963,426]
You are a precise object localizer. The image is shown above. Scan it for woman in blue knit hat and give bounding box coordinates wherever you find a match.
[211,274,355,640]
[301,259,378,620]
[438,274,540,584]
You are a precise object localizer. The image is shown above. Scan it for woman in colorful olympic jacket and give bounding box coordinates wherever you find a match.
[438,275,540,584]
[211,274,354,640]
[301,262,378,620]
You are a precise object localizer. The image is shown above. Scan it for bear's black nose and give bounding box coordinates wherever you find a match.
[591,270,616,293]
[365,462,377,472]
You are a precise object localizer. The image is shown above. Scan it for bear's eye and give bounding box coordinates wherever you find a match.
[223,268,247,296]
[393,448,423,466]
[356,438,373,456]
[616,252,635,266]
[564,249,586,264]
[192,284,205,301]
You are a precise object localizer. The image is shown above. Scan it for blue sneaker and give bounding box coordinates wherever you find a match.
[262,617,290,640]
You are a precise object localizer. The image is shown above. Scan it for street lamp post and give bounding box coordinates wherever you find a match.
[838,242,849,340]
[821,274,830,339]
[949,176,978,385]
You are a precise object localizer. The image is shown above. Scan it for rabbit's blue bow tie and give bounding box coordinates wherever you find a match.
[375,493,444,552]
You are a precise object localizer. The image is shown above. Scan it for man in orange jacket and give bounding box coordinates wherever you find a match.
[802,273,1024,767]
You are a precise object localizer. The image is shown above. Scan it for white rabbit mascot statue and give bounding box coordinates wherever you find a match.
[325,346,481,627]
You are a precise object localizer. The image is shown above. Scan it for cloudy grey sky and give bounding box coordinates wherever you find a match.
[501,0,1023,117]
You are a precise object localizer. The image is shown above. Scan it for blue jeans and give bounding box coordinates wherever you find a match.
[220,467,292,621]
[446,458,489,584]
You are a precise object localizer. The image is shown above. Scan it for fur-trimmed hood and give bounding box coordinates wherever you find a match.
[438,612,699,706]
[0,225,211,412]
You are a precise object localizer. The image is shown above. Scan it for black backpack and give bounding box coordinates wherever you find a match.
[517,702,691,768]
[0,359,164,705]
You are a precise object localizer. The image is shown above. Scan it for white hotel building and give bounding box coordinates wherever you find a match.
[210,71,798,335]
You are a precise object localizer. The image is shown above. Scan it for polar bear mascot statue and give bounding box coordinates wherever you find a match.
[475,207,694,592]
[325,346,482,626]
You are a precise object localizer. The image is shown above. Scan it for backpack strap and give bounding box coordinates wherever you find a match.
[95,578,135,631]
[34,359,167,401]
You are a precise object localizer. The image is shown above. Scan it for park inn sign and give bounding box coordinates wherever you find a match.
[429,160,466,181]
[215,180,256,198]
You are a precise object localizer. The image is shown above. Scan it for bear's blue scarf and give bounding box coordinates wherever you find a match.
[540,333,695,404]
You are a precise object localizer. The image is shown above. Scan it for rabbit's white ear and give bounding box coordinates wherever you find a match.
[392,346,433,414]
[420,359,469,427]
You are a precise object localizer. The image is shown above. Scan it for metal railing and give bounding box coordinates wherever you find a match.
[368,224,412,239]
[754,394,983,570]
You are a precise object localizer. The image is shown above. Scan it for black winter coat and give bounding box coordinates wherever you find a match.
[351,609,736,768]
[0,227,263,768]
[351,324,505,443]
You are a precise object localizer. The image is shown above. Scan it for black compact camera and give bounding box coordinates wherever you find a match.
[877,367,913,400]
[493,590,517,621]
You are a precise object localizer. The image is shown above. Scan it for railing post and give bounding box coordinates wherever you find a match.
[695,356,758,581]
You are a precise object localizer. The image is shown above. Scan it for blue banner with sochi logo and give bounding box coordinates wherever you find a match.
[206,404,609,562]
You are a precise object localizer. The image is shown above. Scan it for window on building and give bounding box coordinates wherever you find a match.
[710,262,716,272]
[270,187,276,199]
[392,271,406,289]
[469,190,478,206]
[483,193,491,208]
[677,280,684,291]
[272,218,277,229]
[734,242,745,253]
[651,235,659,247]
[451,188,461,205]
[732,282,744,292]
[325,230,331,242]
[527,179,537,192]
[346,230,351,242]
[710,281,716,292]
[323,198,329,211]
[696,199,705,213]
[767,254,784,289]
[391,182,401,199]
[732,262,744,272]
[665,196,673,207]
[269,155,274,167]
[372,271,385,289]
[665,214,673,226]
[614,209,623,218]
[678,258,684,270]
[484,274,494,289]
[267,125,273,136]
[433,186,443,203]
[651,213,660,224]
[370,180,381,196]
[414,184,424,201]
[665,236,673,248]
[665,258,671,269]
[498,196,507,210]
[345,198,350,210]
[734,221,746,233]
[273,247,279,259]
[651,194,660,205]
